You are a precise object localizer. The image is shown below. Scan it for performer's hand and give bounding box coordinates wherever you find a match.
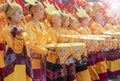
[16,27,24,36]
[11,27,24,38]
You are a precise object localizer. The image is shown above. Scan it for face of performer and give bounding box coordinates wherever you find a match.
[70,18,79,30]
[33,4,46,21]
[11,8,24,24]
[62,16,70,27]
[95,14,103,24]
[81,18,89,27]
[52,13,62,27]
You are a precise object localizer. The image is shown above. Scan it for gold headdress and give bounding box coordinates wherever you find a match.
[43,0,61,21]
[43,0,60,15]
[0,2,22,18]
[76,6,89,18]
[90,3,103,17]
[25,0,36,5]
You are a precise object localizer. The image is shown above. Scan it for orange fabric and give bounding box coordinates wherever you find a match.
[0,12,6,68]
[96,61,108,74]
[40,20,51,32]
[89,22,104,35]
[77,27,91,35]
[23,15,32,24]
[76,69,91,81]
[1,25,24,54]
[107,59,120,72]
[88,65,100,81]
[46,27,60,64]
[104,23,114,31]
[25,21,52,55]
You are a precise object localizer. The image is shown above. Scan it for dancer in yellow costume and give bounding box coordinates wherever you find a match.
[77,16,91,35]
[0,2,33,81]
[75,7,91,35]
[89,12,104,35]
[25,1,56,81]
[44,2,69,79]
[68,16,80,35]
[0,11,7,81]
[69,15,91,81]
[88,6,108,80]
[104,14,115,32]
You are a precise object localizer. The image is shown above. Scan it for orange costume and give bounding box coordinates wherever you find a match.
[0,11,7,81]
[77,27,91,35]
[89,22,104,35]
[25,21,52,81]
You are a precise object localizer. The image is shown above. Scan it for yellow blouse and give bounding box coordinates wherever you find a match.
[0,25,24,54]
[77,27,91,35]
[89,22,104,35]
[25,21,52,55]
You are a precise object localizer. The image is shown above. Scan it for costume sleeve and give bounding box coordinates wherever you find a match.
[25,24,49,56]
[2,27,24,54]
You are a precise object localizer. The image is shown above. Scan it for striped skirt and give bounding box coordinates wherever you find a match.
[4,47,33,81]
[87,52,100,81]
[106,48,120,77]
[46,61,67,81]
[95,51,108,81]
[32,54,46,81]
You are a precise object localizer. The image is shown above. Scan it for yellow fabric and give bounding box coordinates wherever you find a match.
[76,69,91,81]
[31,57,41,69]
[0,51,5,68]
[1,25,24,54]
[77,27,91,35]
[46,27,62,64]
[88,65,100,81]
[14,65,26,81]
[23,15,32,24]
[96,61,108,74]
[107,59,120,72]
[25,21,52,55]
[4,72,14,81]
[69,29,80,35]
[104,23,114,31]
[57,28,73,43]
[67,29,80,43]
[0,11,6,68]
[1,24,32,81]
[4,65,32,81]
[40,20,51,32]
[89,22,104,35]
[0,11,7,32]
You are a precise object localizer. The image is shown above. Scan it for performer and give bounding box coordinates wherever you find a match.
[89,12,104,35]
[25,1,55,81]
[0,11,7,81]
[46,9,68,81]
[0,2,33,81]
[77,15,91,35]
[104,14,115,32]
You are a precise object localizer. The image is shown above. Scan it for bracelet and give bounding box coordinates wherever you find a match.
[15,36,23,40]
